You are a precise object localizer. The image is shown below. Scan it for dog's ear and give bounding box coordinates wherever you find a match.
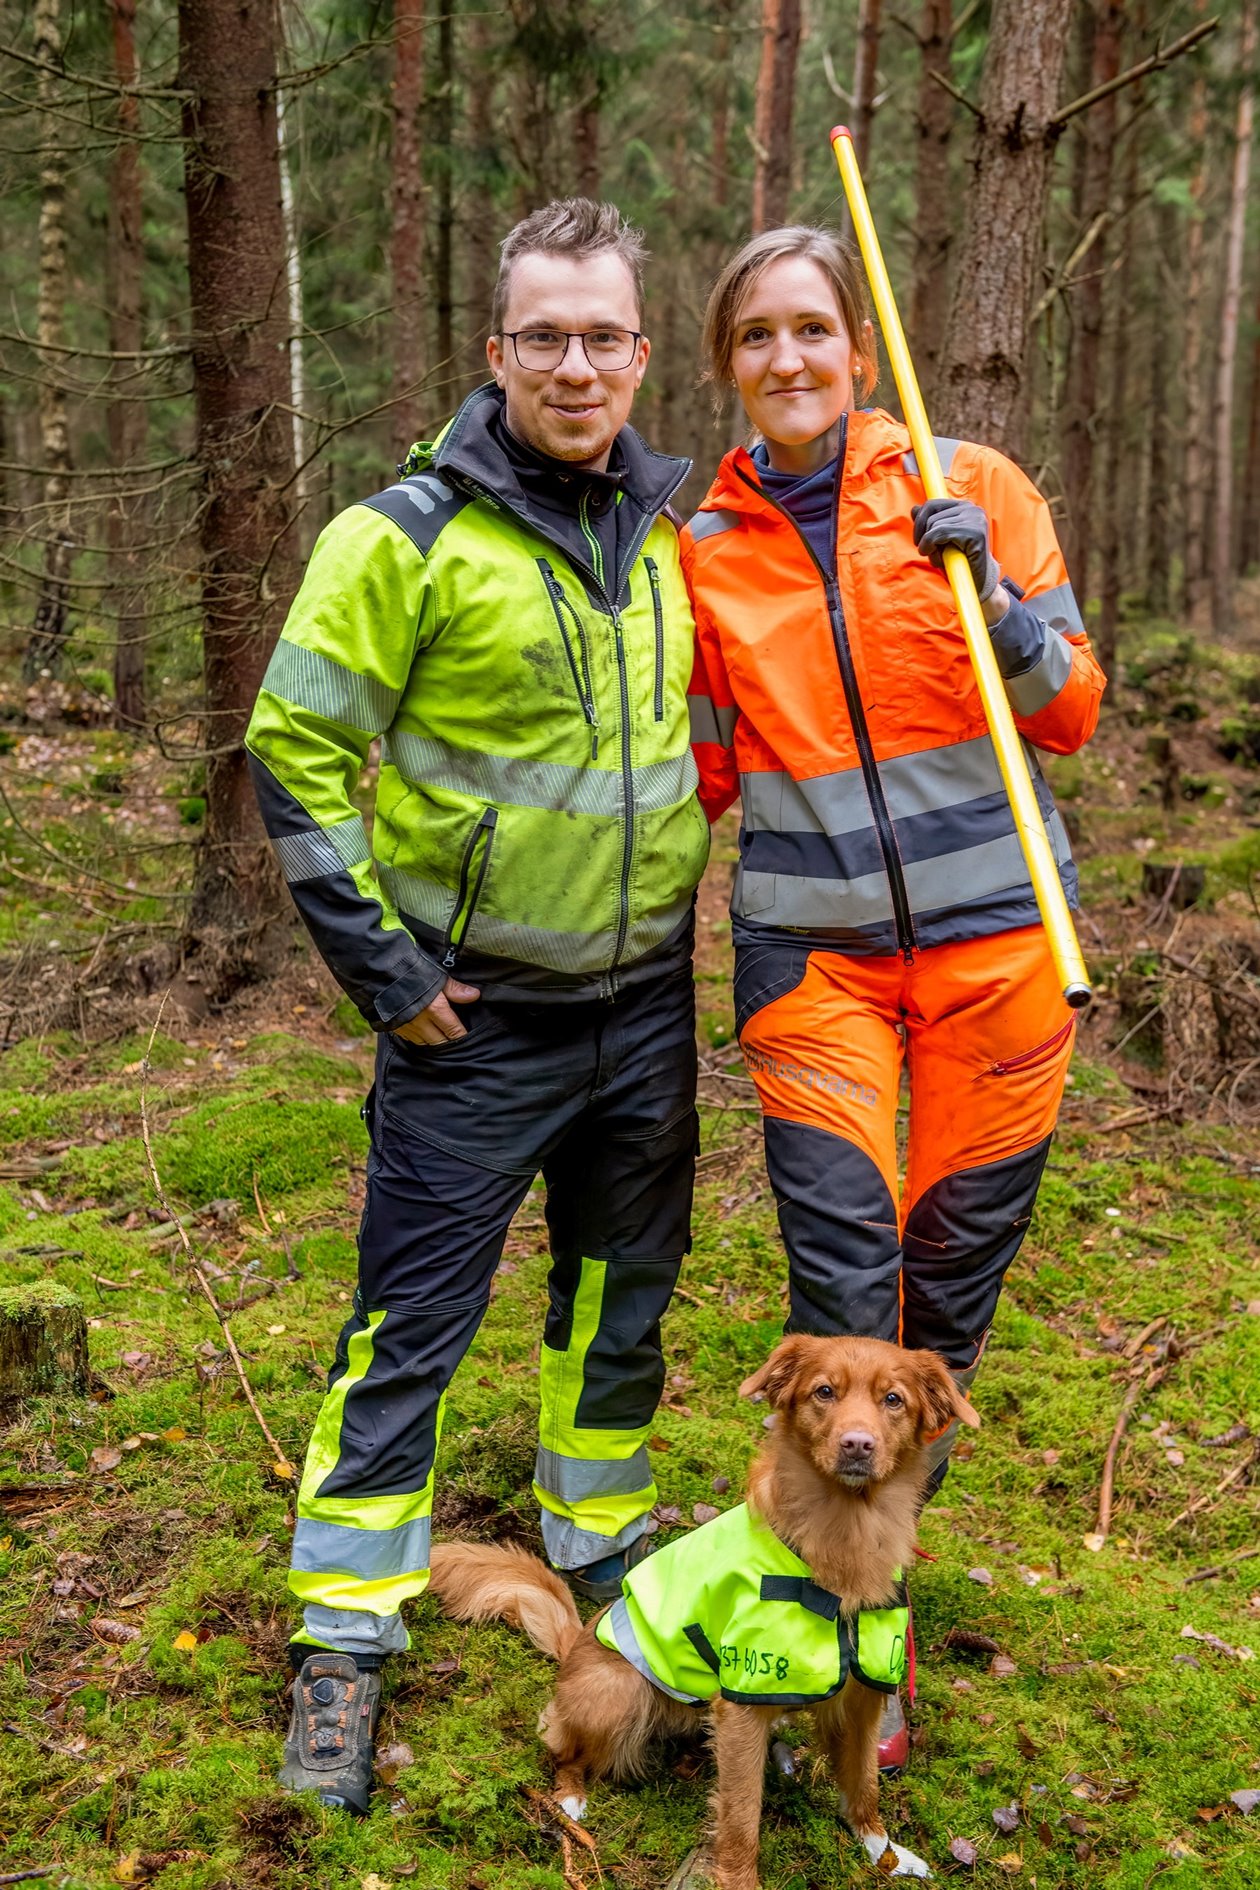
[739,1335,816,1409]
[911,1351,981,1440]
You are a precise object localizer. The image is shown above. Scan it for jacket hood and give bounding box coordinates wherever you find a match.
[697,407,913,520]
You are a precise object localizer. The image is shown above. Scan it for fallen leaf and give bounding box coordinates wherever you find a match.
[992,1802,1020,1834]
[121,1436,144,1452]
[1082,1532,1107,1552]
[1231,1790,1260,1815]
[951,1678,974,1693]
[90,1446,122,1473]
[161,1426,186,1444]
[967,1567,993,1586]
[1015,1727,1040,1760]
[267,1323,287,1336]
[1062,1814,1089,1836]
[652,1504,683,1526]
[1195,1805,1227,1822]
[948,1836,978,1867]
[1166,1448,1185,1467]
[648,1434,671,1452]
[94,1618,140,1644]
[1165,1837,1197,1860]
[114,1854,146,1884]
[711,1475,730,1494]
[173,1630,198,1652]
[427,1657,460,1675]
[994,1855,1022,1875]
[1037,1821,1054,1846]
[1041,1448,1061,1466]
[273,1460,296,1480]
[692,1502,720,1524]
[376,1740,414,1784]
[990,1654,1018,1678]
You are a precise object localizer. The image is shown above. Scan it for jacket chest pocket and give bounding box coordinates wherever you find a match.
[536,558,600,756]
[645,556,665,722]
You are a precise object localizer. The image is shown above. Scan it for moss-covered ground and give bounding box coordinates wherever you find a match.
[1,619,1259,1888]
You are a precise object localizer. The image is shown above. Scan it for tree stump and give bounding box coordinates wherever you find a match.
[1141,862,1206,910]
[0,1282,89,1410]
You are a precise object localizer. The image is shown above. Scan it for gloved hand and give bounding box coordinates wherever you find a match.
[911,498,1001,602]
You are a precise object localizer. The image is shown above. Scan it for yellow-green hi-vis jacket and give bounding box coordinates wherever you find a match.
[595,1502,909,1707]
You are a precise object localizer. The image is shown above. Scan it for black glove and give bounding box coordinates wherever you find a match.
[911,498,1001,601]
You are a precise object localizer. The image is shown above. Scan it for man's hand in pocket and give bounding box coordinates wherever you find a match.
[393,978,480,1046]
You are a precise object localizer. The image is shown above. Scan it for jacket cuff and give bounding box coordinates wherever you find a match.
[370,957,447,1032]
[988,593,1049,680]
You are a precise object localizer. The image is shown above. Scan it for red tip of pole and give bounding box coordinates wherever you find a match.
[831,126,852,143]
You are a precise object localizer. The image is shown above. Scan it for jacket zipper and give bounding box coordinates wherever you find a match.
[537,558,599,757]
[441,807,498,970]
[734,419,917,965]
[984,1016,1075,1076]
[611,605,634,967]
[646,556,665,721]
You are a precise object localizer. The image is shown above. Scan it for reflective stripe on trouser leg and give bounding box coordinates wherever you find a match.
[535,1253,676,1569]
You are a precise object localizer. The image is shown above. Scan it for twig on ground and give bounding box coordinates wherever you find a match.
[1095,1363,1168,1543]
[1170,1448,1258,1529]
[1184,1545,1260,1584]
[520,1786,601,1862]
[255,1168,299,1279]
[1122,1316,1168,1358]
[141,994,294,1478]
[0,1869,64,1885]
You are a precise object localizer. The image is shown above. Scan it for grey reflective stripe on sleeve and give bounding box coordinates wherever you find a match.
[262,639,401,735]
[538,1508,650,1573]
[534,1446,654,1503]
[902,436,962,479]
[1026,579,1085,638]
[380,867,694,974]
[687,507,740,543]
[291,1515,431,1581]
[298,1603,410,1659]
[1004,629,1074,716]
[383,731,698,817]
[688,695,739,748]
[602,1598,700,1703]
[272,813,372,885]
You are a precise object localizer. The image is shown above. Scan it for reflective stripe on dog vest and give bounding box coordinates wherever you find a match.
[594,1502,908,1707]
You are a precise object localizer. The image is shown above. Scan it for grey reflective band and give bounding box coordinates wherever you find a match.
[901,832,1029,911]
[534,1446,654,1503]
[380,866,694,974]
[262,638,401,736]
[383,730,698,817]
[880,736,1006,823]
[291,1514,431,1581]
[902,436,961,479]
[734,863,894,929]
[272,813,372,885]
[539,1509,647,1573]
[1027,579,1085,638]
[1004,630,1074,716]
[688,507,739,543]
[741,735,1011,836]
[300,1603,410,1658]
[688,695,739,749]
[603,1597,700,1703]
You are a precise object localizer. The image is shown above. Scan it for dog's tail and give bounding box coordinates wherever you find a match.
[427,1541,583,1662]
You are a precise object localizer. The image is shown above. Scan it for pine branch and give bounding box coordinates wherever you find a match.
[1049,18,1220,131]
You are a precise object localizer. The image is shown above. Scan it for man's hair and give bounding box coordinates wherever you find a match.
[491,198,648,336]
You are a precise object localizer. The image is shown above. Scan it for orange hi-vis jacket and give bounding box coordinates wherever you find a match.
[683,409,1105,958]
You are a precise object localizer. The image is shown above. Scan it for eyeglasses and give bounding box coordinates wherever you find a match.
[502,328,643,372]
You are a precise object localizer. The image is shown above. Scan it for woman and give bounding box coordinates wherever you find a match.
[683,228,1104,1767]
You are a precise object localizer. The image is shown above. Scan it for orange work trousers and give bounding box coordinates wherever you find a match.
[737,925,1073,1417]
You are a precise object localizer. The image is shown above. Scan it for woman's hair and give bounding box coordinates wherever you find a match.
[700,225,878,413]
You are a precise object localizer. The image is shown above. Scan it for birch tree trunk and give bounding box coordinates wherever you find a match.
[936,0,1073,457]
[106,0,148,732]
[1211,0,1257,634]
[1059,0,1123,604]
[276,53,306,540]
[909,0,953,405]
[391,0,426,460]
[22,0,74,685]
[179,0,298,979]
[751,0,802,233]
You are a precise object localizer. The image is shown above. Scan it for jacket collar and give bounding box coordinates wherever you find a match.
[700,407,912,519]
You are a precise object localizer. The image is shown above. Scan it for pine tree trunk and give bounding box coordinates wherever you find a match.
[1097,107,1138,677]
[1239,283,1260,574]
[574,99,600,197]
[750,0,802,233]
[106,0,147,733]
[463,9,498,389]
[851,0,884,174]
[434,1,455,376]
[22,0,74,685]
[1211,0,1257,634]
[1058,0,1123,605]
[391,0,426,460]
[712,0,735,210]
[936,0,1073,457]
[179,0,298,980]
[909,0,953,405]
[1182,12,1210,617]
[1146,201,1175,616]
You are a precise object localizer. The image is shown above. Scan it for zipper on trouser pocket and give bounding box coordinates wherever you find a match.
[537,557,600,757]
[734,427,918,964]
[646,555,665,720]
[440,807,498,971]
[983,1016,1075,1077]
[611,606,634,968]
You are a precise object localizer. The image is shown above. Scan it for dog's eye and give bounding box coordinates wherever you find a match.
[883,1391,903,1409]
[813,1384,835,1402]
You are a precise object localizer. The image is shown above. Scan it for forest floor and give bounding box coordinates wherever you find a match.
[1,611,1259,1890]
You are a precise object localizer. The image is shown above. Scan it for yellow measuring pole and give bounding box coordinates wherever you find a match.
[830,126,1091,1009]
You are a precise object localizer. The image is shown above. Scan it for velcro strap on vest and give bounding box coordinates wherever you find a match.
[759,1575,841,1621]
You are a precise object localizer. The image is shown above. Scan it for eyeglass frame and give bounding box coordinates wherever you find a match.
[500,327,645,372]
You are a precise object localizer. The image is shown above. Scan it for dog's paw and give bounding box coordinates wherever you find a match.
[557,1793,587,1823]
[862,1831,932,1878]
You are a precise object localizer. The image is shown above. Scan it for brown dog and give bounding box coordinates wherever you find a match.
[428,1335,978,1887]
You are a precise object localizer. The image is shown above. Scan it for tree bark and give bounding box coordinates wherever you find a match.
[22,0,74,685]
[909,0,953,406]
[0,1283,88,1411]
[1211,0,1257,633]
[106,0,148,733]
[276,42,307,546]
[391,0,426,460]
[1182,7,1210,617]
[463,8,498,391]
[936,0,1073,458]
[1146,200,1175,616]
[1097,106,1138,677]
[433,0,455,377]
[851,0,884,176]
[1239,280,1260,574]
[711,0,735,210]
[750,0,802,234]
[574,97,600,198]
[1059,1,1123,604]
[179,0,299,978]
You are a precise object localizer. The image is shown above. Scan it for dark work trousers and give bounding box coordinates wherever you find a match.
[288,965,698,1662]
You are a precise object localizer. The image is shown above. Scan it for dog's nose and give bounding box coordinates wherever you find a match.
[839,1430,876,1460]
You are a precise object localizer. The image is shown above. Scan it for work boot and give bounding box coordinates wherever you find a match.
[278,1650,382,1815]
[560,1530,656,1605]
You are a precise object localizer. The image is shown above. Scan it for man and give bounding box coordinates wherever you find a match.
[245,199,710,1814]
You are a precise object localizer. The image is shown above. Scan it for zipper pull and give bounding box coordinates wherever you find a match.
[440,946,457,971]
[902,946,914,968]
